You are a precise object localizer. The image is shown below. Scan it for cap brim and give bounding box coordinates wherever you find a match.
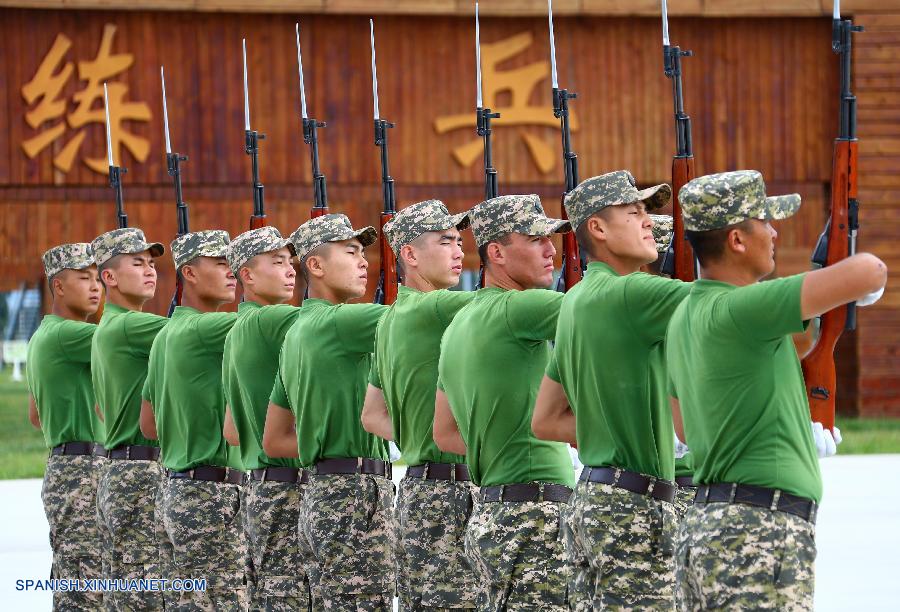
[764,193,802,221]
[631,183,672,211]
[530,216,572,236]
[352,226,379,248]
[450,211,471,231]
[148,242,165,257]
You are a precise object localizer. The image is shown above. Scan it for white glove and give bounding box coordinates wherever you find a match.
[388,441,402,462]
[857,286,885,307]
[568,445,583,473]
[811,421,841,458]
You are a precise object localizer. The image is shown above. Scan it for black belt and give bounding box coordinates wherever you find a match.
[50,441,95,456]
[313,457,392,479]
[580,466,677,503]
[481,483,572,503]
[108,445,160,461]
[92,444,109,458]
[694,483,818,524]
[406,462,470,482]
[167,466,246,485]
[676,476,696,488]
[251,467,309,485]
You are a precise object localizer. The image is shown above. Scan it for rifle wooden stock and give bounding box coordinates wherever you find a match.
[378,211,398,305]
[801,140,856,431]
[249,214,267,229]
[560,200,581,290]
[671,156,695,282]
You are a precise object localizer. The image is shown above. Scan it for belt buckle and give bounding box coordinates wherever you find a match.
[357,456,364,474]
[728,483,738,503]
[449,463,456,483]
[126,446,132,460]
[770,489,781,512]
[537,482,545,503]
[647,477,656,497]
[612,467,622,487]
[423,462,430,479]
[61,442,68,455]
[188,469,195,480]
[262,468,268,483]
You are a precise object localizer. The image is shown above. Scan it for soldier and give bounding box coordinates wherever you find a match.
[262,214,393,610]
[89,228,167,611]
[433,194,574,610]
[666,170,887,610]
[26,243,104,610]
[141,230,247,609]
[221,226,312,610]
[359,200,477,610]
[530,170,687,610]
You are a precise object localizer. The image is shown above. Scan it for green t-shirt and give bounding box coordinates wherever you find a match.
[437,287,574,488]
[26,315,100,448]
[270,299,388,467]
[91,303,167,450]
[547,262,690,480]
[370,285,474,467]
[675,452,694,478]
[153,306,237,472]
[223,301,301,470]
[666,274,822,502]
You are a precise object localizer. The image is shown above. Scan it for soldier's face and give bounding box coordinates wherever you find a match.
[189,256,237,304]
[319,239,369,301]
[500,233,557,289]
[743,219,778,278]
[408,229,464,289]
[243,247,296,303]
[599,203,659,264]
[104,251,158,300]
[55,266,101,317]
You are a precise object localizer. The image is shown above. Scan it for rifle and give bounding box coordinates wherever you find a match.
[547,0,582,292]
[370,20,398,306]
[476,2,500,202]
[801,2,863,431]
[295,23,329,220]
[659,0,695,282]
[103,83,128,230]
[242,39,267,230]
[161,67,190,316]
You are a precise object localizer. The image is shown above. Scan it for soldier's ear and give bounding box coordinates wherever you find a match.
[305,254,326,279]
[727,227,749,255]
[586,215,607,243]
[486,241,505,265]
[399,245,416,270]
[239,266,254,286]
[100,267,117,288]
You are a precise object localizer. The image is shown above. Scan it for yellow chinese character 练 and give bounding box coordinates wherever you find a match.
[20,24,152,175]
[434,31,578,174]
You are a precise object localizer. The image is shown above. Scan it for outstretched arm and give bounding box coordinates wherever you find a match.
[140,400,157,440]
[532,376,577,445]
[361,385,394,441]
[433,390,466,456]
[801,253,887,320]
[262,403,299,459]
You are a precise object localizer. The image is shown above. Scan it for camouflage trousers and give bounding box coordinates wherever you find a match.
[464,495,571,610]
[673,485,695,519]
[161,477,248,611]
[565,481,677,611]
[395,476,479,610]
[42,453,104,611]
[246,478,311,611]
[677,503,816,611]
[154,471,176,609]
[672,485,696,612]
[300,473,395,610]
[239,481,256,603]
[95,458,166,611]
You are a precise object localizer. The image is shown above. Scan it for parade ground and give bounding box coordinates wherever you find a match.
[0,457,898,611]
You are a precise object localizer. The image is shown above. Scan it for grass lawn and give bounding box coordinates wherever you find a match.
[0,366,898,479]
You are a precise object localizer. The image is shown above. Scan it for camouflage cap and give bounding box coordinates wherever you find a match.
[226,226,296,275]
[564,171,672,230]
[469,194,570,248]
[649,214,675,253]
[383,199,470,255]
[289,213,378,260]
[91,228,165,267]
[171,230,231,270]
[679,170,801,232]
[42,243,95,278]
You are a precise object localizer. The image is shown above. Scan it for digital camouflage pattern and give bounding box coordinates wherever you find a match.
[564,171,672,231]
[289,214,378,260]
[566,481,677,611]
[96,459,166,610]
[383,199,471,255]
[300,474,395,609]
[41,454,105,610]
[673,484,696,518]
[154,471,177,609]
[91,228,165,267]
[162,478,248,610]
[395,476,479,610]
[650,214,675,253]
[469,194,570,247]
[677,503,815,611]
[239,483,256,607]
[245,479,311,611]
[465,498,571,610]
[679,170,802,232]
[171,230,231,269]
[42,242,95,278]
[226,226,296,275]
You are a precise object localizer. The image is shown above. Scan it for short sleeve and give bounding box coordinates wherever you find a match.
[506,289,563,342]
[727,273,806,341]
[433,291,475,327]
[334,304,388,354]
[197,312,238,348]
[624,274,691,345]
[258,304,301,345]
[125,313,167,358]
[57,321,96,363]
[269,368,291,410]
[545,349,561,383]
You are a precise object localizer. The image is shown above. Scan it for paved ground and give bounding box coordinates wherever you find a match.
[1,456,898,610]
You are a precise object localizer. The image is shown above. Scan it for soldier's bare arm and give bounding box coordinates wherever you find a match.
[361,384,393,441]
[262,402,299,458]
[670,397,685,444]
[223,405,240,446]
[433,390,466,455]
[801,253,887,321]
[139,399,157,440]
[28,394,41,430]
[532,376,577,445]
